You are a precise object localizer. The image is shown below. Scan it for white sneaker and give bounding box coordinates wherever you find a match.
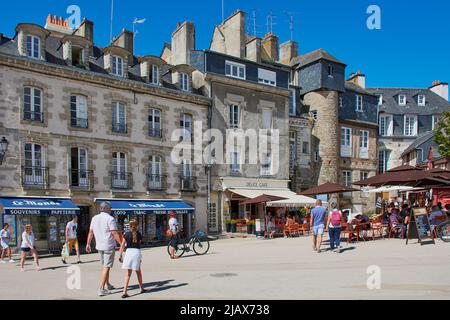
[9,259,15,263]
[98,289,110,297]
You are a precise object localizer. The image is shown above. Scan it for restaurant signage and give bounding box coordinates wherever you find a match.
[406,208,435,245]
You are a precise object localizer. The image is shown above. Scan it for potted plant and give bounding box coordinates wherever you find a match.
[230,219,238,233]
[246,220,256,234]
[225,219,232,233]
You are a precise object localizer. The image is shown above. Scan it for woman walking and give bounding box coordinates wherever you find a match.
[20,224,41,272]
[326,203,344,253]
[118,220,147,299]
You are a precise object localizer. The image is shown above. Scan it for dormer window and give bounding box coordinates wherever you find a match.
[398,95,406,106]
[356,95,363,112]
[328,64,334,77]
[179,73,189,92]
[377,95,383,106]
[150,65,159,85]
[26,35,40,59]
[112,55,124,77]
[71,46,84,66]
[225,61,246,80]
[418,95,426,106]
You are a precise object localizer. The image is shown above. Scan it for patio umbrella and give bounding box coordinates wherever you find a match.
[354,168,450,187]
[299,182,359,196]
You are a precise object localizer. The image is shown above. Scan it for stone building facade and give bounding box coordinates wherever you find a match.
[0,15,210,250]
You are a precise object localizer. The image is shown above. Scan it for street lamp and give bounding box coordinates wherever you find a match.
[0,137,8,165]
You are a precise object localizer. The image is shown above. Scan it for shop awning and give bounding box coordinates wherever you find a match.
[95,199,194,215]
[267,195,323,207]
[0,197,80,215]
[228,189,298,199]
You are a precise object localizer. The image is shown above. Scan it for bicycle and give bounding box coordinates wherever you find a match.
[437,220,450,242]
[167,230,210,258]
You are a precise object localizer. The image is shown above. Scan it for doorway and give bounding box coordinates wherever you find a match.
[77,206,90,245]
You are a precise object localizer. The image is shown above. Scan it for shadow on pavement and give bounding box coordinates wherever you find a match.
[110,279,189,297]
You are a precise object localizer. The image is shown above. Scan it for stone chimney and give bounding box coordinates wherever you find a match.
[74,18,94,42]
[171,21,195,66]
[262,33,279,62]
[44,14,72,35]
[245,37,261,63]
[279,40,298,65]
[347,70,366,89]
[112,29,134,54]
[209,10,246,59]
[430,80,449,101]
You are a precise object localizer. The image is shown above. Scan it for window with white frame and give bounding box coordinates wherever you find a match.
[398,95,406,106]
[112,102,127,133]
[23,86,43,122]
[360,171,369,181]
[24,143,44,185]
[112,151,128,188]
[70,95,88,128]
[70,147,89,187]
[261,109,272,129]
[181,159,192,177]
[379,115,393,136]
[26,35,40,59]
[225,61,246,80]
[359,130,369,159]
[258,68,276,86]
[404,115,417,136]
[378,150,389,173]
[341,127,352,157]
[111,55,124,77]
[343,171,352,187]
[229,104,240,128]
[149,155,163,189]
[179,73,189,91]
[356,95,363,112]
[151,65,159,85]
[418,95,426,106]
[416,148,424,163]
[180,113,192,141]
[261,152,272,176]
[328,64,334,77]
[230,147,241,174]
[148,108,162,137]
[289,89,296,116]
[432,115,440,130]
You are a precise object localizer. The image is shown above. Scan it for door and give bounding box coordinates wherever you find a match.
[77,206,90,245]
[71,148,88,187]
[112,152,127,188]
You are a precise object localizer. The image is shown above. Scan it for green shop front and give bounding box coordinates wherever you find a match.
[0,197,80,253]
[95,199,195,244]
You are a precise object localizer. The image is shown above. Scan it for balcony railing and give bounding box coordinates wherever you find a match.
[148,174,167,191]
[180,176,197,192]
[112,122,127,133]
[21,166,48,187]
[111,171,132,190]
[69,169,94,190]
[148,128,162,138]
[71,117,89,129]
[23,111,44,122]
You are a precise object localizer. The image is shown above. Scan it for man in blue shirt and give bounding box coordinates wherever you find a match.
[311,200,327,253]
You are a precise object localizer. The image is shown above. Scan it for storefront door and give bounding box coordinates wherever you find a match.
[77,206,90,244]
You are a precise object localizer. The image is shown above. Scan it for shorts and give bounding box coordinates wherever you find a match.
[99,250,115,268]
[21,247,31,253]
[169,234,179,248]
[67,239,79,252]
[1,241,9,249]
[313,224,325,236]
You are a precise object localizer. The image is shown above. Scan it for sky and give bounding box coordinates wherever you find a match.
[1,0,449,88]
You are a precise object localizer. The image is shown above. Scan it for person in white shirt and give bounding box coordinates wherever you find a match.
[168,211,180,259]
[20,224,41,272]
[62,215,82,264]
[1,223,15,263]
[86,202,122,297]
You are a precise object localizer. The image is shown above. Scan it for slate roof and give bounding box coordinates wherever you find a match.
[0,32,203,96]
[291,49,346,68]
[367,87,450,115]
[401,131,435,157]
[345,82,377,96]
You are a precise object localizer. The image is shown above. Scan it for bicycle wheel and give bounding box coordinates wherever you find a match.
[193,238,210,255]
[167,239,186,258]
[439,222,450,243]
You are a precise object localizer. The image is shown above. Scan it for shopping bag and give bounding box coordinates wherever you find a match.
[61,243,69,261]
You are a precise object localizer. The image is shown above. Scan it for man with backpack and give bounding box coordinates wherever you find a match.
[326,203,344,253]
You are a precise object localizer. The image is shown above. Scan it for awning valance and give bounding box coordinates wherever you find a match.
[228,189,298,199]
[0,197,80,215]
[267,195,323,207]
[95,199,194,215]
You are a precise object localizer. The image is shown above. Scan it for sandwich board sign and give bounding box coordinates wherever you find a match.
[406,208,435,245]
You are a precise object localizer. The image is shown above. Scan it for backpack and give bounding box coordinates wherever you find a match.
[331,209,341,227]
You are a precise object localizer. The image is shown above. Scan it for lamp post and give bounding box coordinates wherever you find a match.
[0,137,8,165]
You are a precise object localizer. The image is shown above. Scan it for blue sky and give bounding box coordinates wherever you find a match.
[1,0,449,88]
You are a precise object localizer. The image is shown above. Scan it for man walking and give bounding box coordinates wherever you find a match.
[310,200,327,253]
[86,202,122,296]
[0,223,14,263]
[63,215,82,264]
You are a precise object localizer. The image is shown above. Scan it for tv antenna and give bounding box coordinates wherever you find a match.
[247,9,262,36]
[285,11,299,41]
[266,11,277,34]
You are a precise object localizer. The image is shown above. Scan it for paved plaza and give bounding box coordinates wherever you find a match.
[1,236,450,300]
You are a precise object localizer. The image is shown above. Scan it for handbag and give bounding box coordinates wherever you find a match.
[166,229,173,238]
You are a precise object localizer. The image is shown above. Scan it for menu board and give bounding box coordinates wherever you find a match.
[3,215,17,246]
[406,208,435,245]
